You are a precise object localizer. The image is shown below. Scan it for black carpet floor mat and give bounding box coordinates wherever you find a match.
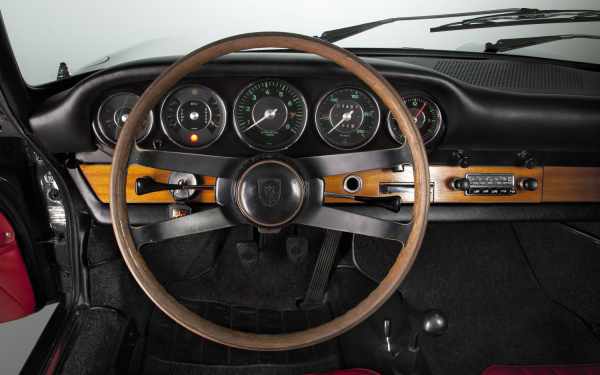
[395,223,600,375]
[138,225,340,374]
[143,301,340,375]
[86,221,600,375]
[59,308,129,375]
[514,222,600,325]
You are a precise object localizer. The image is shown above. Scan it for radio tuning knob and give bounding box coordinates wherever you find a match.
[451,178,470,191]
[521,178,538,191]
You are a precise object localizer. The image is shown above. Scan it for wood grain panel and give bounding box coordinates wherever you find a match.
[79,164,216,204]
[324,165,543,203]
[79,163,600,204]
[543,167,600,202]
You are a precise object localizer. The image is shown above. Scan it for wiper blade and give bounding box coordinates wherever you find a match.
[432,8,600,32]
[318,8,522,43]
[484,34,600,53]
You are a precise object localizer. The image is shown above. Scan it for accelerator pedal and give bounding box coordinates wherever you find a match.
[300,230,342,309]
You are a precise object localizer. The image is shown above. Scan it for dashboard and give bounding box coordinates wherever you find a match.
[87,77,446,160]
[28,51,600,224]
[92,78,444,153]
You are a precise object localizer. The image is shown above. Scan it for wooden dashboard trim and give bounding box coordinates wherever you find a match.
[78,164,600,204]
[543,167,600,202]
[80,164,216,204]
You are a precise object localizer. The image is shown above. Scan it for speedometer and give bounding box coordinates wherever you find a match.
[160,85,226,149]
[315,87,381,150]
[233,79,308,152]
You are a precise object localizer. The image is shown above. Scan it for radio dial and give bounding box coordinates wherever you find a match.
[521,178,539,191]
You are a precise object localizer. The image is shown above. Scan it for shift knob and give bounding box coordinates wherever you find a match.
[422,310,447,336]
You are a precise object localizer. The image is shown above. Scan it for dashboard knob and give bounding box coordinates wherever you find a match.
[521,178,538,191]
[451,177,470,191]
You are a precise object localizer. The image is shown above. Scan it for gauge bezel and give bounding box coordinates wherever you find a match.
[232,78,309,152]
[387,94,444,146]
[314,86,381,151]
[159,84,227,150]
[95,92,154,146]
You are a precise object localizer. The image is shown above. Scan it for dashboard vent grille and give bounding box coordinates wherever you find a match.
[433,60,583,90]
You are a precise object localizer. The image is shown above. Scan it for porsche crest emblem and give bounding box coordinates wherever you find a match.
[258,178,282,207]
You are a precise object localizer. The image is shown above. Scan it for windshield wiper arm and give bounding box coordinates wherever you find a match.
[432,9,600,32]
[317,8,522,43]
[484,34,600,53]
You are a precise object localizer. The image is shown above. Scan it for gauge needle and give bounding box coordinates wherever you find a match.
[413,103,427,121]
[328,110,354,134]
[243,108,278,132]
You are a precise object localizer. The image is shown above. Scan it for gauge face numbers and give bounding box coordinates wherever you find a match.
[233,79,308,151]
[160,85,226,148]
[95,92,154,145]
[315,87,381,150]
[387,96,442,145]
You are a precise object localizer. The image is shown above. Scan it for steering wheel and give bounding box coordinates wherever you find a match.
[110,32,430,351]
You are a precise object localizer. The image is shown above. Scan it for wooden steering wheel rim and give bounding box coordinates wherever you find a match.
[110,32,430,351]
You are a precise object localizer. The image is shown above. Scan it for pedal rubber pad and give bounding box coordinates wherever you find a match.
[236,241,258,268]
[286,236,308,264]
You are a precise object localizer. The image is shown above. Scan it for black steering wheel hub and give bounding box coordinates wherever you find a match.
[235,159,305,227]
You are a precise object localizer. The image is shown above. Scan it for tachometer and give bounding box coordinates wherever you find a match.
[160,85,227,148]
[387,96,443,146]
[95,92,154,145]
[315,87,380,150]
[233,79,308,151]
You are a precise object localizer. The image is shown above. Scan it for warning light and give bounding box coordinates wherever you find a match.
[190,134,199,143]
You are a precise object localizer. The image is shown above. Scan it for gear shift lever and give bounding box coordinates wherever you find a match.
[409,310,447,352]
[422,310,447,336]
[381,310,446,375]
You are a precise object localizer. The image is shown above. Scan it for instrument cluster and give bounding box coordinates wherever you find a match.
[93,78,444,152]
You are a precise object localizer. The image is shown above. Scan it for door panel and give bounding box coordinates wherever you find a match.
[0,211,35,322]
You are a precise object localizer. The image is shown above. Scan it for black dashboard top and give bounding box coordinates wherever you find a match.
[28,51,600,167]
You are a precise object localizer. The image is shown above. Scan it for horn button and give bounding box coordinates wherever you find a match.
[236,160,305,227]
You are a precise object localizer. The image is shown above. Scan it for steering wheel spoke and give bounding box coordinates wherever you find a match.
[298,146,411,178]
[130,145,242,177]
[131,207,236,247]
[297,206,411,243]
[295,179,411,243]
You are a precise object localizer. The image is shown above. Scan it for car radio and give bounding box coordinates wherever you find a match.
[451,173,538,196]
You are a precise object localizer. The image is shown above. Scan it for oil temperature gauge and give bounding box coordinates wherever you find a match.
[388,96,443,146]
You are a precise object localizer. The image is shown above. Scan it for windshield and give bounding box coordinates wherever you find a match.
[2,0,600,85]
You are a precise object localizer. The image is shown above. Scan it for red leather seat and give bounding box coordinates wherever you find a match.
[311,365,600,375]
[0,212,35,323]
[482,364,600,375]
